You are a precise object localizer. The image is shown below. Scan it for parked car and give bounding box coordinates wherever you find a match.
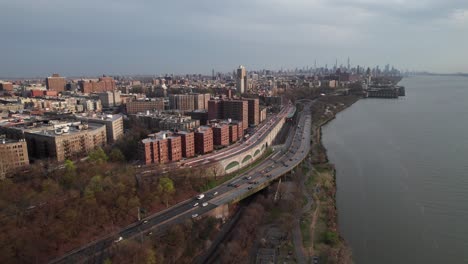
[202,202,208,207]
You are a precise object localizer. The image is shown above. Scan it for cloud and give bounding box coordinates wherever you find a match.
[0,0,467,76]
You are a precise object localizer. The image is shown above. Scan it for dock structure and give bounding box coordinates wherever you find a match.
[366,85,405,99]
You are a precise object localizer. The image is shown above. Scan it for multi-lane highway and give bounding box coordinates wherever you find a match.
[139,104,293,175]
[50,101,312,264]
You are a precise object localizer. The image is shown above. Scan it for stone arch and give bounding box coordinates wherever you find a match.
[225,161,239,171]
[254,149,261,157]
[242,155,252,164]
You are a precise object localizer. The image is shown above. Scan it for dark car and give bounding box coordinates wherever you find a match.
[313,256,319,264]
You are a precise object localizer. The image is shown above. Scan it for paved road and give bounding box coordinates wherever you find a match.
[50,101,312,264]
[138,104,294,176]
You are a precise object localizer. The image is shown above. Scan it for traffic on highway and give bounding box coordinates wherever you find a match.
[50,101,312,264]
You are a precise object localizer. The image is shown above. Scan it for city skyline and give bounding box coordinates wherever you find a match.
[1,0,468,77]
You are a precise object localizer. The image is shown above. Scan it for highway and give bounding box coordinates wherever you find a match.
[50,101,311,264]
[138,104,293,175]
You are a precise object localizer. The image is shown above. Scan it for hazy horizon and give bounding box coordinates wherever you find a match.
[2,0,468,77]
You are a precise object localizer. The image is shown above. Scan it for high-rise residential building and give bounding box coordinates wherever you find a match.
[194,126,213,154]
[126,99,165,114]
[46,74,66,92]
[208,100,222,120]
[0,137,29,179]
[188,110,209,125]
[212,123,229,146]
[76,114,124,143]
[78,76,116,94]
[222,100,248,131]
[207,99,248,131]
[169,94,195,112]
[175,131,195,158]
[98,91,121,108]
[246,98,259,126]
[236,65,247,94]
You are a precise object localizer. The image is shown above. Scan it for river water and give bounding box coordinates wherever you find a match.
[322,76,468,264]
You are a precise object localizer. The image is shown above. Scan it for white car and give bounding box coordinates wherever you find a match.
[193,202,199,207]
[213,191,218,196]
[202,202,208,207]
[114,236,123,243]
[192,213,199,218]
[196,194,205,200]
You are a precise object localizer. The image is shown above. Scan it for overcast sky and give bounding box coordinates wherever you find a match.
[1,0,468,77]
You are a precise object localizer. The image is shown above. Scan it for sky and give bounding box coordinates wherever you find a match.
[1,0,468,77]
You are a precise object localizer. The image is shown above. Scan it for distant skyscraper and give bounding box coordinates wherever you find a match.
[347,57,350,70]
[236,65,247,94]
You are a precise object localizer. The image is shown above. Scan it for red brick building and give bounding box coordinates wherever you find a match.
[0,82,13,91]
[208,99,248,131]
[194,126,213,154]
[168,136,182,162]
[208,100,222,120]
[213,123,229,146]
[229,123,239,143]
[141,131,183,165]
[78,76,116,94]
[246,98,259,126]
[46,74,66,92]
[175,131,195,158]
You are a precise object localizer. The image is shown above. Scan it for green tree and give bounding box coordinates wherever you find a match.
[158,177,175,207]
[109,148,125,163]
[88,147,108,164]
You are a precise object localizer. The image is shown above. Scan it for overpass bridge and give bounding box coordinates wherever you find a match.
[50,101,312,264]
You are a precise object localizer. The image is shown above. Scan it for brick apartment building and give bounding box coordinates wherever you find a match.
[46,74,66,92]
[222,100,248,131]
[23,122,107,162]
[246,98,259,126]
[208,99,248,131]
[194,126,213,154]
[229,123,239,143]
[175,131,195,158]
[76,114,124,143]
[0,137,29,178]
[0,81,13,91]
[141,131,183,165]
[78,76,116,94]
[212,123,229,146]
[126,99,165,114]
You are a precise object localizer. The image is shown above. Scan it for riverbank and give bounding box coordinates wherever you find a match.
[304,95,359,263]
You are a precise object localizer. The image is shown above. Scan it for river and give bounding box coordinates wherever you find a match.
[322,76,468,264]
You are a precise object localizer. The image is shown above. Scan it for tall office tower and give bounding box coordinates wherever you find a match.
[347,57,351,70]
[46,73,66,92]
[236,65,247,94]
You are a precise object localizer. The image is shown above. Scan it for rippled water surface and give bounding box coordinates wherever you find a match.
[322,76,468,264]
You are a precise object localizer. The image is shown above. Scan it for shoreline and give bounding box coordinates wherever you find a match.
[307,95,360,263]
